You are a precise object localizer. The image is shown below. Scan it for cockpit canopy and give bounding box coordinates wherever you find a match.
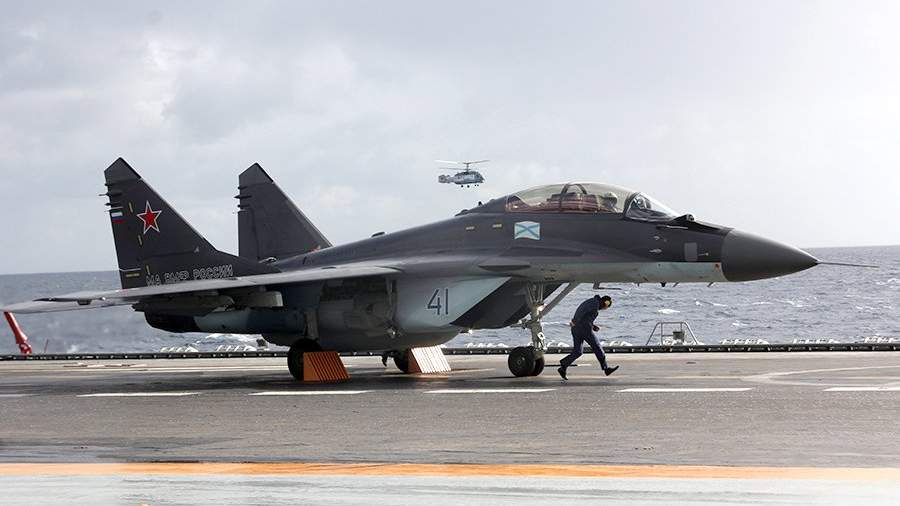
[504,182,679,221]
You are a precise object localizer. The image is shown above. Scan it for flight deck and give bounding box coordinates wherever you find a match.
[1,351,897,463]
[1,351,898,504]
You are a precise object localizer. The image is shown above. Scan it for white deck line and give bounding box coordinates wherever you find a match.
[76,392,201,397]
[618,387,753,392]
[248,390,371,396]
[58,366,291,374]
[131,367,290,373]
[823,386,900,392]
[425,388,555,394]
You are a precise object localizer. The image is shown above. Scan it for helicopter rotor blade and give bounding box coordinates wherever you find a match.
[434,159,491,165]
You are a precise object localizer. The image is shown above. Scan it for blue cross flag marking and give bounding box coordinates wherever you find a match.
[514,221,541,240]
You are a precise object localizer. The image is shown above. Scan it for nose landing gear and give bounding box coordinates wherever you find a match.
[508,282,580,377]
[508,345,545,377]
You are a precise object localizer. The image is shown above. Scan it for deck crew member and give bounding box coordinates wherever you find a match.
[558,294,619,380]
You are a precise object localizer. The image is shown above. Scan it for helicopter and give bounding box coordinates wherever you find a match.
[437,159,489,187]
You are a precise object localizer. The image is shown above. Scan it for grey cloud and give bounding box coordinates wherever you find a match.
[0,1,898,273]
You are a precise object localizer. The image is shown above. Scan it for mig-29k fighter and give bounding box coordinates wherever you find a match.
[2,158,823,378]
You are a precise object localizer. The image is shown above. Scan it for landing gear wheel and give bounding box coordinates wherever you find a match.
[393,350,411,373]
[508,346,538,377]
[531,355,545,376]
[287,339,322,380]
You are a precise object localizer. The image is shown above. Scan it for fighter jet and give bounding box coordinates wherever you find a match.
[2,158,822,378]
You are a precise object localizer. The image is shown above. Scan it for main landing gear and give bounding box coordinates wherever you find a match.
[287,339,322,380]
[382,349,412,373]
[507,282,580,377]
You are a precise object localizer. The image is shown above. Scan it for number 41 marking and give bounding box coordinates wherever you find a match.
[427,288,450,316]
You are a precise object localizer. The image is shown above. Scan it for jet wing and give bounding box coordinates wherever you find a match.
[1,265,400,314]
[1,299,129,314]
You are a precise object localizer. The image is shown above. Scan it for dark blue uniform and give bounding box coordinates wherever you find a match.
[560,296,610,371]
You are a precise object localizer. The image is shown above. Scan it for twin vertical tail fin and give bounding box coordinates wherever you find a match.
[237,163,331,262]
[104,158,275,289]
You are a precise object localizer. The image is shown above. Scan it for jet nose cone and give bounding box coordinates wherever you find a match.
[721,230,818,282]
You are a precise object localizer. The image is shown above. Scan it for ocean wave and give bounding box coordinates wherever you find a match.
[695,300,729,307]
[775,299,807,308]
[197,333,258,344]
[657,308,681,315]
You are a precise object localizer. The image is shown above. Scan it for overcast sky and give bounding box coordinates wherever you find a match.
[1,1,898,274]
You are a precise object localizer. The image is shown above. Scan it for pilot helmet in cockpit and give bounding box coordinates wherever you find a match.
[599,191,619,211]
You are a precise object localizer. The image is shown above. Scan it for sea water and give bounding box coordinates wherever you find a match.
[1,246,897,354]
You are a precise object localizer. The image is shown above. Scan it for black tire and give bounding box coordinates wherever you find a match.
[287,339,322,380]
[393,350,411,373]
[508,346,537,377]
[531,355,545,376]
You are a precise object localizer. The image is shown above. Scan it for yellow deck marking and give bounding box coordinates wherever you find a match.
[0,463,897,480]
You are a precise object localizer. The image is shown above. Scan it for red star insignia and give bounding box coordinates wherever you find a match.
[137,201,162,234]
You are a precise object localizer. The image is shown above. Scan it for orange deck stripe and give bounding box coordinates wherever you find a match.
[0,463,897,480]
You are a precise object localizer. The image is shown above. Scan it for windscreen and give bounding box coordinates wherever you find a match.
[625,193,679,221]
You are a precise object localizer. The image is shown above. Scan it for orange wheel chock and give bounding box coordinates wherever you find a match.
[302,351,349,382]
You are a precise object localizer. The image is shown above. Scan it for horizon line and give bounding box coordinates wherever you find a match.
[0,243,896,277]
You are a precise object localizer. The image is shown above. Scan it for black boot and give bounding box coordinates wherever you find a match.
[604,365,619,376]
[557,366,568,380]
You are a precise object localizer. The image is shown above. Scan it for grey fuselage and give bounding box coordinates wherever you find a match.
[284,197,812,285]
[241,190,817,352]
